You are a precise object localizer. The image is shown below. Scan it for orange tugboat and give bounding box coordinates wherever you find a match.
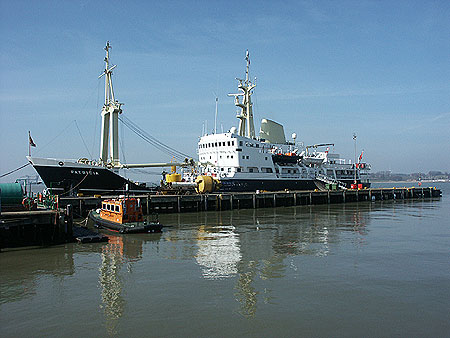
[88,197,162,233]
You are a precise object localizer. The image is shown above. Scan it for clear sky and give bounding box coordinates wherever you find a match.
[1,0,449,183]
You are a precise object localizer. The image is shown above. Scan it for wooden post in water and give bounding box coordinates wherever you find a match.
[66,204,73,239]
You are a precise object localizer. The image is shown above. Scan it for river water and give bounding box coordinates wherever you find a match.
[1,182,449,337]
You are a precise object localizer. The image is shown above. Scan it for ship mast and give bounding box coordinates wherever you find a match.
[99,41,123,166]
[228,50,256,139]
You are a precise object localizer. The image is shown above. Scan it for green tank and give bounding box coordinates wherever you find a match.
[0,183,24,206]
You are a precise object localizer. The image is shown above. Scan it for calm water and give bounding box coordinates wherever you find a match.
[1,182,449,337]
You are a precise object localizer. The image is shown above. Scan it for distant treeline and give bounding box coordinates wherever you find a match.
[371,171,450,181]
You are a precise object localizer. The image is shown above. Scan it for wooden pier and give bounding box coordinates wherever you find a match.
[60,187,442,216]
[0,206,107,250]
[0,207,74,250]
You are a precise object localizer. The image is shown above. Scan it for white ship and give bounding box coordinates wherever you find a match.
[187,51,370,192]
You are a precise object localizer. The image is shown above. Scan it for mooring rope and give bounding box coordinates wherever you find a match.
[58,169,92,197]
[0,162,31,178]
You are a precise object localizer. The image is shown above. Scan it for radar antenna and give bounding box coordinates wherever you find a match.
[228,50,256,139]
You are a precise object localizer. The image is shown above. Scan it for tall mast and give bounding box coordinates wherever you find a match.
[214,96,218,134]
[99,41,122,166]
[228,50,256,139]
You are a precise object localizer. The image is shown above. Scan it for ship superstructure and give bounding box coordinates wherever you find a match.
[192,51,370,192]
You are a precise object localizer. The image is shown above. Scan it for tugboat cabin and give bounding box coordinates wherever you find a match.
[100,198,143,224]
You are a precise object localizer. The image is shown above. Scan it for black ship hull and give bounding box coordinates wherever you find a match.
[219,178,370,192]
[219,178,319,192]
[28,157,154,195]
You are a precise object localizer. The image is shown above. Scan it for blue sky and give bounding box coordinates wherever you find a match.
[1,0,449,183]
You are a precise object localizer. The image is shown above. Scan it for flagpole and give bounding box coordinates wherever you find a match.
[353,133,357,185]
[28,131,31,156]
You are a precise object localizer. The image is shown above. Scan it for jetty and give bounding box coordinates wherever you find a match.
[0,206,107,251]
[60,187,442,216]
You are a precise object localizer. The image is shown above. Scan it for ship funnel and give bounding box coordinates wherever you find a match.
[259,119,286,144]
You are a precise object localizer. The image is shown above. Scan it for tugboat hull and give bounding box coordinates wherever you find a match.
[88,210,162,233]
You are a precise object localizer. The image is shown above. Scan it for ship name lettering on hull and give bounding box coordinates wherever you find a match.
[70,170,100,175]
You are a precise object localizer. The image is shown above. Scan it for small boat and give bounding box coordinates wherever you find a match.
[88,197,162,233]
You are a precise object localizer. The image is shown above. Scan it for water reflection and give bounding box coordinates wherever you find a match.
[99,235,125,336]
[234,261,258,317]
[97,232,161,336]
[162,203,373,317]
[195,225,242,280]
[0,246,76,304]
[2,199,418,332]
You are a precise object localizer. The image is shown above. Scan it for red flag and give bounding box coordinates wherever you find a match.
[29,132,36,147]
[358,150,363,162]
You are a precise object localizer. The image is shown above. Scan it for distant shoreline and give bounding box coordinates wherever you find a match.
[372,179,449,184]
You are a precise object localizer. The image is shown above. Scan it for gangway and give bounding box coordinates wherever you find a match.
[316,173,348,190]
